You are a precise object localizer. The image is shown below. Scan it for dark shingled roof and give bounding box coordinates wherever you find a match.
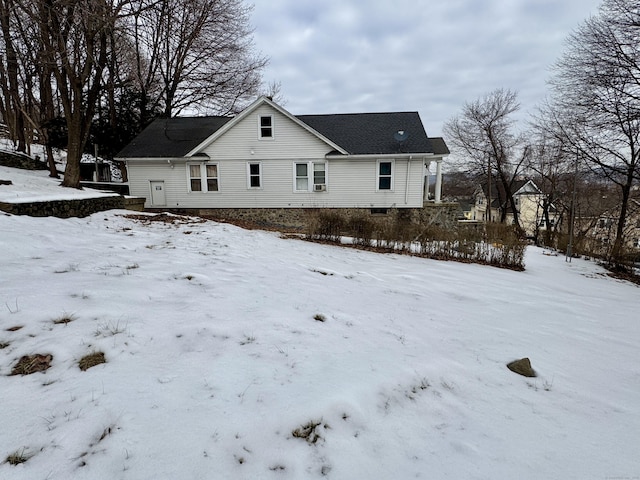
[117,116,232,158]
[296,112,449,155]
[116,110,449,158]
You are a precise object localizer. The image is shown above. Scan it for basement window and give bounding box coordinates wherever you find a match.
[371,208,388,215]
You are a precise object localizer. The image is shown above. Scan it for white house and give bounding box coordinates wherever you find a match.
[116,97,449,219]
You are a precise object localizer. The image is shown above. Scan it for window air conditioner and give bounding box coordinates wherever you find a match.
[313,184,326,192]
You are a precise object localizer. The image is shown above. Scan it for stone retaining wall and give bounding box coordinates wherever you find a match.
[193,203,461,231]
[0,151,48,170]
[0,196,125,218]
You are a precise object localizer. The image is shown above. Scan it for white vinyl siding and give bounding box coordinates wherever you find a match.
[127,156,426,209]
[201,104,331,160]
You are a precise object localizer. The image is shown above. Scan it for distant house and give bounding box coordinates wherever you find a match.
[580,198,640,254]
[116,97,449,224]
[468,178,558,237]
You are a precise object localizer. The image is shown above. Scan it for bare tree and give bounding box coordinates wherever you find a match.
[0,0,27,152]
[541,0,640,266]
[17,0,130,188]
[444,88,529,231]
[1,0,268,189]
[126,0,267,120]
[4,1,63,177]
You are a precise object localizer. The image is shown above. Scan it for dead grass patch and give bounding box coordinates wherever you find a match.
[5,448,32,465]
[53,313,76,325]
[79,352,106,371]
[122,213,205,225]
[0,341,9,349]
[292,420,328,445]
[10,354,53,375]
[5,325,22,332]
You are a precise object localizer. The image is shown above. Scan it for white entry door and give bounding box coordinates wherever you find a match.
[150,181,166,206]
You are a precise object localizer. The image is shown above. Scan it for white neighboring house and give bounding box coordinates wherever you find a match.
[116,97,449,213]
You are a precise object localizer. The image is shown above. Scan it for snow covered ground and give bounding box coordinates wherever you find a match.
[1,177,639,479]
[0,165,118,204]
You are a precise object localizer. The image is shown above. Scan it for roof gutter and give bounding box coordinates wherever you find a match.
[115,157,188,162]
[325,152,443,160]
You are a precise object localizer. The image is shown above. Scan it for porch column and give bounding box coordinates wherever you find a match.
[424,160,431,202]
[435,158,443,203]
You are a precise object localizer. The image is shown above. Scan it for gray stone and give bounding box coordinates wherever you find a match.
[507,357,537,377]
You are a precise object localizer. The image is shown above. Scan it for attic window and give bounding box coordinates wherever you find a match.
[259,115,273,139]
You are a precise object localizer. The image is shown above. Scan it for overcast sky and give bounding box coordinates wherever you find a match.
[251,0,602,138]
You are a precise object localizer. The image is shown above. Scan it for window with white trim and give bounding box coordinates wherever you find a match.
[205,164,218,191]
[247,162,262,188]
[259,115,273,139]
[294,161,326,192]
[188,163,219,192]
[377,160,393,191]
[295,163,308,191]
[313,162,326,187]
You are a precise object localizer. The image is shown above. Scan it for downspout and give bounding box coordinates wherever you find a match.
[405,155,412,204]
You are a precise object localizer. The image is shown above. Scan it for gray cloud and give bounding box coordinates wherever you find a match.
[252,0,601,137]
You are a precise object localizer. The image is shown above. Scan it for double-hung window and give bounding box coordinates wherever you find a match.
[313,163,326,188]
[295,163,309,191]
[247,162,262,188]
[377,160,393,191]
[188,163,219,192]
[205,164,218,191]
[294,161,326,192]
[259,115,273,139]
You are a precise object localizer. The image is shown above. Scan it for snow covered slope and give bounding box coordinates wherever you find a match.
[1,211,638,479]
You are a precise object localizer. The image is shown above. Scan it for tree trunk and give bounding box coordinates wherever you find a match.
[610,179,632,267]
[62,114,83,188]
[45,144,58,178]
[0,0,26,152]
